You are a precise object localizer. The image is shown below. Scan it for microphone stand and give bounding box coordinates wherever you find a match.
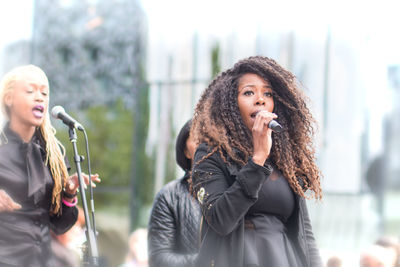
[68,127,99,267]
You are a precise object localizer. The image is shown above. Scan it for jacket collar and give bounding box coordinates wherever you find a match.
[3,123,45,153]
[2,123,48,201]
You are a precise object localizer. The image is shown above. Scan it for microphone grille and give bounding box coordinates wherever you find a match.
[51,106,65,119]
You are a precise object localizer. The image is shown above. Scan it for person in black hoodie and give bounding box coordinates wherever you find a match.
[191,56,323,267]
[148,120,201,267]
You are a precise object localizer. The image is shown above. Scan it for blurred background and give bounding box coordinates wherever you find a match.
[0,0,399,266]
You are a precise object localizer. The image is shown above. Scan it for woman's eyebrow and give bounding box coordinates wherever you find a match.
[28,83,48,90]
[241,84,272,89]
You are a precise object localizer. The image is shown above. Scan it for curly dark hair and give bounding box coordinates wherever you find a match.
[191,56,322,199]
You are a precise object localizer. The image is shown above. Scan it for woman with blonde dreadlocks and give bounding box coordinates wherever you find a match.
[0,65,100,267]
[191,56,323,267]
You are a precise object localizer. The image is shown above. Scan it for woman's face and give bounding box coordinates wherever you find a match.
[4,72,49,128]
[237,73,274,131]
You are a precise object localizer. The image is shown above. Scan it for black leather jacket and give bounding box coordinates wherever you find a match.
[192,143,323,267]
[148,173,201,267]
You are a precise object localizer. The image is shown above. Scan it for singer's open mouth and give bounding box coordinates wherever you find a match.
[33,105,44,113]
[250,110,263,119]
[32,105,45,118]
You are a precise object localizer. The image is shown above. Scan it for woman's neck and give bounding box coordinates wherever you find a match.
[9,120,36,143]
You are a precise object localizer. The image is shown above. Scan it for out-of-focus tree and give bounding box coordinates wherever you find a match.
[31,0,147,109]
[56,100,133,198]
[31,0,152,229]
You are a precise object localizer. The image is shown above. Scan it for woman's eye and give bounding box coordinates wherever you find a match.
[42,92,48,96]
[264,92,273,98]
[26,90,33,94]
[243,90,254,96]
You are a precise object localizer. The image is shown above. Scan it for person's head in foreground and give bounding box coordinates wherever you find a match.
[124,228,148,267]
[360,244,398,267]
[0,64,68,215]
[191,56,322,199]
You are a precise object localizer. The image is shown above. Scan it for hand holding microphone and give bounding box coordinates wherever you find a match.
[252,111,281,166]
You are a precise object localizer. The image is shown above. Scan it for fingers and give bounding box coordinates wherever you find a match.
[11,201,21,210]
[82,173,101,188]
[68,173,101,191]
[257,111,278,127]
[0,190,21,212]
[252,111,277,134]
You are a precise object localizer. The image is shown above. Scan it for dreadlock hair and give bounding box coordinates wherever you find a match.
[191,56,322,200]
[0,65,69,215]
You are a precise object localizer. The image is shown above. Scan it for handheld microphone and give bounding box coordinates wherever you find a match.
[51,106,84,131]
[268,120,283,133]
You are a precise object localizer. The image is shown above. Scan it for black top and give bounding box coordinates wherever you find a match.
[244,167,302,267]
[247,167,295,221]
[0,126,78,267]
[148,173,201,267]
[191,143,323,267]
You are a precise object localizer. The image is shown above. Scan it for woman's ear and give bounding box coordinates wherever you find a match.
[184,147,191,160]
[4,92,13,108]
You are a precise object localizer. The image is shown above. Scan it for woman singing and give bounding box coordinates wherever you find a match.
[0,65,99,267]
[191,56,323,267]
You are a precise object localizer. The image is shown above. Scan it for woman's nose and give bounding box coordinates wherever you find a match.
[255,95,265,106]
[35,92,44,102]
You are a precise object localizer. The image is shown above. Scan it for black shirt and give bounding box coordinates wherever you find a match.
[0,126,78,267]
[244,167,302,267]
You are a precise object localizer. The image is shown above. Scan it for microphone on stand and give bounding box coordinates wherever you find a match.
[51,106,84,131]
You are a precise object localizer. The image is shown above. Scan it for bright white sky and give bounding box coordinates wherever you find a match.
[0,0,398,58]
[0,0,33,51]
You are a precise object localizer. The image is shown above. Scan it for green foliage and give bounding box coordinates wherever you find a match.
[129,82,154,228]
[211,42,221,78]
[56,100,135,206]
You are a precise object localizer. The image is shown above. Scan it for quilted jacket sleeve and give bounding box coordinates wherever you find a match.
[148,188,197,267]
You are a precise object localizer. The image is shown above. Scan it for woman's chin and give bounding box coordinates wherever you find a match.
[30,117,44,128]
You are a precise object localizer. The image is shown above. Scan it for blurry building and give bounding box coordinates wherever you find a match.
[387,65,400,188]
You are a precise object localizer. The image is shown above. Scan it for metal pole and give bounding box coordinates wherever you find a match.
[68,127,99,267]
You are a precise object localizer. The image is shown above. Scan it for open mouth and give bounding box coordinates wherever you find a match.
[250,110,262,119]
[32,105,45,118]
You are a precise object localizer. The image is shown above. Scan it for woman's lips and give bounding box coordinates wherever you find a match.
[32,105,44,119]
[250,110,263,119]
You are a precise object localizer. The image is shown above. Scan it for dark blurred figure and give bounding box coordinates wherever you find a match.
[326,256,342,267]
[148,120,201,267]
[366,155,386,232]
